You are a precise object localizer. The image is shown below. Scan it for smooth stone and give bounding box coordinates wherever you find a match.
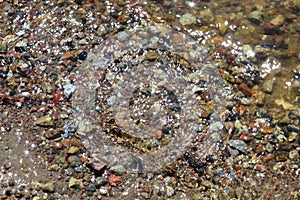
[36,116,54,126]
[198,9,214,24]
[270,14,285,26]
[262,78,275,93]
[179,13,196,26]
[109,164,126,175]
[68,146,79,154]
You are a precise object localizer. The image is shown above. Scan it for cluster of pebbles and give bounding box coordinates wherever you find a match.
[0,0,299,199]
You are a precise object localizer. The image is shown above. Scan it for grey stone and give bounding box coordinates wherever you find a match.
[227,140,247,154]
[110,164,126,175]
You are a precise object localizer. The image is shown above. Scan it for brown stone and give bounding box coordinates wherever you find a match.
[261,154,275,163]
[238,83,252,97]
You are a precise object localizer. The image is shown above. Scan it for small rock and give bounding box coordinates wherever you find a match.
[275,98,293,110]
[198,9,214,24]
[107,95,116,106]
[288,132,298,142]
[63,84,75,99]
[247,11,263,24]
[110,164,126,175]
[67,155,81,167]
[67,146,79,154]
[270,14,285,26]
[60,51,74,60]
[252,86,266,106]
[108,174,121,186]
[238,83,252,97]
[99,187,108,195]
[215,15,228,35]
[68,177,83,189]
[227,140,247,154]
[166,186,175,197]
[265,143,274,153]
[242,45,255,59]
[0,42,7,53]
[41,182,55,193]
[179,13,196,26]
[262,78,275,93]
[36,116,54,127]
[289,150,299,161]
[85,184,96,192]
[146,50,159,61]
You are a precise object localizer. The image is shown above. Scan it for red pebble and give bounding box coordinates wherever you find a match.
[108,174,121,186]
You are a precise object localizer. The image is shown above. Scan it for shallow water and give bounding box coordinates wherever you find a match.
[0,0,299,199]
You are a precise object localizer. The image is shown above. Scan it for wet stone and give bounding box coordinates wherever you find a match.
[68,177,83,189]
[41,182,55,193]
[109,164,126,175]
[36,116,54,127]
[179,13,196,26]
[227,140,247,155]
[262,78,275,93]
[198,9,214,24]
[270,14,285,26]
[0,42,7,53]
[67,155,81,167]
[67,146,79,154]
[146,50,159,61]
[289,150,299,161]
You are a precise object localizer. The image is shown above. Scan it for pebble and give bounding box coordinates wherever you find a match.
[109,164,126,175]
[166,186,175,197]
[238,83,252,97]
[262,78,275,93]
[108,174,121,186]
[288,132,298,142]
[99,187,108,195]
[64,84,75,99]
[36,116,54,126]
[68,177,83,189]
[270,14,285,26]
[289,150,299,161]
[276,134,287,143]
[41,182,55,193]
[67,146,79,154]
[252,86,266,106]
[0,42,7,53]
[227,140,247,155]
[215,15,228,35]
[247,11,263,24]
[146,50,159,61]
[198,9,214,24]
[265,142,274,153]
[67,155,81,167]
[179,13,196,26]
[275,98,294,110]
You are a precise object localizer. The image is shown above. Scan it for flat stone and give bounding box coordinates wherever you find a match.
[270,14,285,26]
[36,116,54,127]
[179,13,196,26]
[109,164,126,175]
[227,140,247,154]
[198,9,214,24]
